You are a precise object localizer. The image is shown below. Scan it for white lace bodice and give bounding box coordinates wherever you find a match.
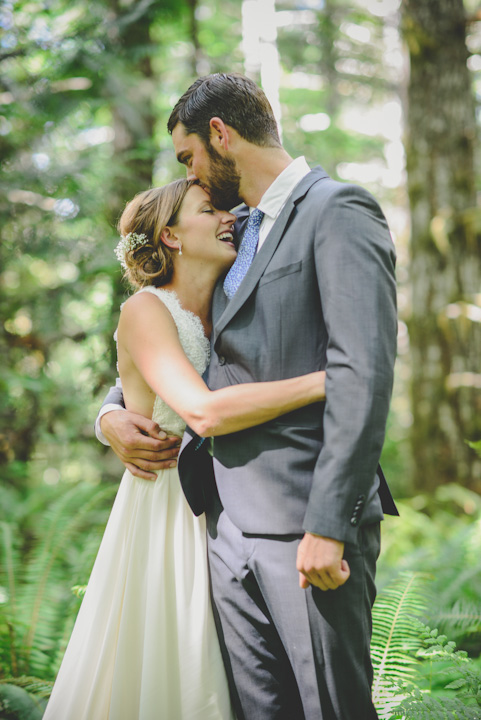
[130,287,210,437]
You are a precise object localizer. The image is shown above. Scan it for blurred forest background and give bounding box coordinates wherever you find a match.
[1,0,481,717]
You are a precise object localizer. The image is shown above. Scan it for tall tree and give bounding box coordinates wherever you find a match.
[0,0,183,489]
[402,0,481,491]
[241,0,282,135]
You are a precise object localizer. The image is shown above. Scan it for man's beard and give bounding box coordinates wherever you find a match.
[205,145,242,210]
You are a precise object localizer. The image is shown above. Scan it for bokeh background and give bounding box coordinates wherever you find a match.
[1,0,481,716]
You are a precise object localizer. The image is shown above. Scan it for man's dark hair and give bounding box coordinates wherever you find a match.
[167,73,281,148]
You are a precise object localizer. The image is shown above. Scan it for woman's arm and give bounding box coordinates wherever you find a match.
[118,292,325,437]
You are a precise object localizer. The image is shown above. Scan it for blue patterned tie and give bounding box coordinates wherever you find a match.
[224,208,264,299]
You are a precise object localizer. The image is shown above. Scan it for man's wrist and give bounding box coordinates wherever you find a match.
[95,404,125,445]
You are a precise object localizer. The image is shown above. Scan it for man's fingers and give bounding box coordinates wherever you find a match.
[124,458,179,479]
[125,446,180,463]
[296,533,350,592]
[301,571,332,591]
[132,415,166,439]
[157,459,179,470]
[125,463,158,481]
[119,451,177,473]
[307,562,351,591]
[299,572,310,589]
[130,457,177,472]
[122,433,181,453]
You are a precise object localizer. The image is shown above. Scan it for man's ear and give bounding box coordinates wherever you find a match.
[160,227,179,250]
[209,117,230,151]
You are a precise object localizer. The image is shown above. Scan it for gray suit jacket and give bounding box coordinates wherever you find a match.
[178,166,398,544]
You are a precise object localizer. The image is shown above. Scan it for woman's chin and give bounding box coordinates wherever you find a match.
[220,245,237,265]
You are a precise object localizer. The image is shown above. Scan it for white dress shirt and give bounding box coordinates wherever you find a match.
[256,156,311,250]
[95,156,312,444]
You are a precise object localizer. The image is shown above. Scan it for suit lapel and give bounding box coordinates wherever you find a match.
[234,204,250,238]
[213,166,328,345]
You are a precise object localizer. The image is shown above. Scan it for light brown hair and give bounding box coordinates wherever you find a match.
[118,179,196,288]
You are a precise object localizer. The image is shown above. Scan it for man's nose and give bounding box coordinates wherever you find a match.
[186,168,197,181]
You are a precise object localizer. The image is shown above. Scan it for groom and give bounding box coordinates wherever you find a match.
[99,73,398,719]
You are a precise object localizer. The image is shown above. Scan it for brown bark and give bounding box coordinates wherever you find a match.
[402,0,481,491]
[106,1,156,219]
[317,0,341,119]
[187,0,204,76]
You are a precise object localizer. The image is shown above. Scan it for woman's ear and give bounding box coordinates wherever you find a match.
[160,226,179,251]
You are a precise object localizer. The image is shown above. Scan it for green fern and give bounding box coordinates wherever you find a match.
[394,626,481,718]
[18,484,109,671]
[0,521,22,677]
[0,676,53,699]
[371,571,481,719]
[0,482,116,681]
[371,571,431,718]
[433,600,481,644]
[398,689,481,719]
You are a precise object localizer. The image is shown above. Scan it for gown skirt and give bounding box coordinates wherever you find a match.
[43,467,233,720]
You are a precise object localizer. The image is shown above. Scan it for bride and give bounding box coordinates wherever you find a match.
[43,178,326,720]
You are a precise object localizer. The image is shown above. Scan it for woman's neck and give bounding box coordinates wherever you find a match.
[163,270,219,337]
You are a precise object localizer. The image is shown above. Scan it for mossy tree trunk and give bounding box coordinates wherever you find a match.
[106,0,157,221]
[402,0,481,491]
[102,0,159,363]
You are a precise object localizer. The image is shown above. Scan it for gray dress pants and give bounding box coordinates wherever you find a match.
[206,493,380,720]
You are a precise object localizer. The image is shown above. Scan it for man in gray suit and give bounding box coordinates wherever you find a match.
[99,73,398,719]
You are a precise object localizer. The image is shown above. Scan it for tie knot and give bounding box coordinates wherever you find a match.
[223,208,265,299]
[249,208,264,227]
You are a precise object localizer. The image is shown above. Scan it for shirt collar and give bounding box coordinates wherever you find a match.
[256,156,311,220]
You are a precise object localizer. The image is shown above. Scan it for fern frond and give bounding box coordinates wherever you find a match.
[372,571,431,718]
[1,482,116,678]
[391,624,481,716]
[71,585,87,598]
[19,483,116,675]
[432,599,481,639]
[396,689,481,719]
[1,675,53,698]
[0,521,21,676]
[1,523,17,617]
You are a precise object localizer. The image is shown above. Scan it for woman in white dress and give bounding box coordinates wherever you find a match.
[43,178,326,720]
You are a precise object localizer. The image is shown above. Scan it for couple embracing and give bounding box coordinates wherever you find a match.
[44,73,398,720]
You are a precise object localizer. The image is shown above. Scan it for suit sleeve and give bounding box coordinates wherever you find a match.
[303,184,397,543]
[94,379,125,445]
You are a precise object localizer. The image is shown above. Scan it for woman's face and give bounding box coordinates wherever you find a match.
[171,185,237,272]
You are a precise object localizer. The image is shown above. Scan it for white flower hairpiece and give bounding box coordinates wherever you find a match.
[114,232,149,269]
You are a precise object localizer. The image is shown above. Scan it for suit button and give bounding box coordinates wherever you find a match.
[350,517,359,527]
[218,356,226,365]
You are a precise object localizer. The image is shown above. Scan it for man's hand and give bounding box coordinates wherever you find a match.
[100,410,181,480]
[296,533,350,591]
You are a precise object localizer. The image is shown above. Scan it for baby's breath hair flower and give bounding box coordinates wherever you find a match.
[114,232,149,269]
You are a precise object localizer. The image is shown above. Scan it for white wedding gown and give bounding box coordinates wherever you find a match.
[43,288,234,720]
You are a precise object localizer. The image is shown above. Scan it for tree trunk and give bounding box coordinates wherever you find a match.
[402,0,481,491]
[106,0,156,220]
[186,0,205,76]
[317,0,341,119]
[242,0,283,137]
